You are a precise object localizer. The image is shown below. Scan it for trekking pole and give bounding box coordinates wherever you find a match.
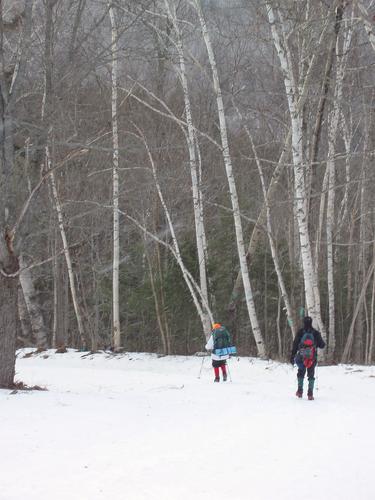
[315,362,319,392]
[198,355,206,379]
[227,359,233,382]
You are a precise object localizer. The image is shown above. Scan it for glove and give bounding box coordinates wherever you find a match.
[290,355,295,366]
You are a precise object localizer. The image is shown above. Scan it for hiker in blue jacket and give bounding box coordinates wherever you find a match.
[205,323,230,382]
[290,316,325,400]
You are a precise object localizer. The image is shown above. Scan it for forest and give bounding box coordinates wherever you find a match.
[0,0,374,387]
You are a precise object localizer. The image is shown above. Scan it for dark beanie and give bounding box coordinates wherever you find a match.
[304,316,313,328]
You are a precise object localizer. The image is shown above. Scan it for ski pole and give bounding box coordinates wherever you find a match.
[198,355,206,379]
[227,360,232,382]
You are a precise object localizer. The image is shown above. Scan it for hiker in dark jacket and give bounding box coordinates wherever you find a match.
[290,316,325,400]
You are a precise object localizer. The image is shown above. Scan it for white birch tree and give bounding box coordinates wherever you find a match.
[325,14,352,360]
[19,255,48,349]
[131,126,214,332]
[241,117,296,340]
[265,2,327,343]
[43,0,86,349]
[108,2,121,350]
[192,0,266,357]
[163,0,211,338]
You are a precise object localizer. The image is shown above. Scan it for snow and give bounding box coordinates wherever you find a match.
[1,350,374,500]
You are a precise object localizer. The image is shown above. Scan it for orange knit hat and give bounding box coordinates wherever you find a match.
[212,323,221,329]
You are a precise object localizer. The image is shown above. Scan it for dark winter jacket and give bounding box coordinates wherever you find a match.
[290,327,325,363]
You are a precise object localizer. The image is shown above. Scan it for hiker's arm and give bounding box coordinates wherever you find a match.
[316,331,326,349]
[205,335,213,351]
[291,331,302,358]
[224,327,232,344]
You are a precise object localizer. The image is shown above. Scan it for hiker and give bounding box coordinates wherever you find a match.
[290,316,325,400]
[205,323,234,382]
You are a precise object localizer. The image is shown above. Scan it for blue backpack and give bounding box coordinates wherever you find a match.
[213,327,237,357]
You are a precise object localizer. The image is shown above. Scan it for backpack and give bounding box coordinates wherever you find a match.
[213,327,236,356]
[298,330,316,368]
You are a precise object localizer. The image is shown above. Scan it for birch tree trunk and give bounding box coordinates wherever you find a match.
[43,0,86,349]
[336,112,353,236]
[109,3,121,349]
[164,0,211,338]
[19,255,48,349]
[132,126,213,331]
[236,104,296,340]
[325,16,352,361]
[144,233,169,354]
[52,237,59,349]
[368,251,375,364]
[18,285,32,345]
[354,142,370,362]
[193,0,266,357]
[52,227,68,349]
[266,2,326,344]
[47,149,86,348]
[228,130,291,315]
[342,257,375,363]
[312,2,346,271]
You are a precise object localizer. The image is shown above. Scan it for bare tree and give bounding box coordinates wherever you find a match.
[0,1,33,387]
[265,1,328,344]
[193,0,266,357]
[109,2,121,350]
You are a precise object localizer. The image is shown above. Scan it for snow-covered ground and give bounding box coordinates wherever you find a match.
[1,350,374,500]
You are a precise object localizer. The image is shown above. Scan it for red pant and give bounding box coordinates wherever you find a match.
[214,364,227,378]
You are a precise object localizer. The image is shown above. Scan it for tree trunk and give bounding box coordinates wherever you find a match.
[228,129,291,315]
[238,108,296,340]
[144,234,169,354]
[19,254,48,349]
[47,148,86,348]
[0,1,32,386]
[109,3,121,349]
[342,258,375,363]
[266,2,327,344]
[368,252,375,364]
[165,0,211,338]
[18,285,32,345]
[132,126,213,332]
[43,0,86,349]
[194,0,266,356]
[0,271,18,387]
[325,17,351,361]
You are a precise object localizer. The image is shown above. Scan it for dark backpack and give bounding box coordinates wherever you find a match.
[213,327,231,351]
[298,330,316,368]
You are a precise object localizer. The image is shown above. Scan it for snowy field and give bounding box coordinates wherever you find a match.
[1,350,374,500]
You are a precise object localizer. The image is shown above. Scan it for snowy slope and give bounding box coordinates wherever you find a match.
[0,350,374,500]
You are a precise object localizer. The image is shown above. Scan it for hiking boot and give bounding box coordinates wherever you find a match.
[296,389,303,398]
[214,377,220,382]
[223,373,227,382]
[308,391,314,401]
